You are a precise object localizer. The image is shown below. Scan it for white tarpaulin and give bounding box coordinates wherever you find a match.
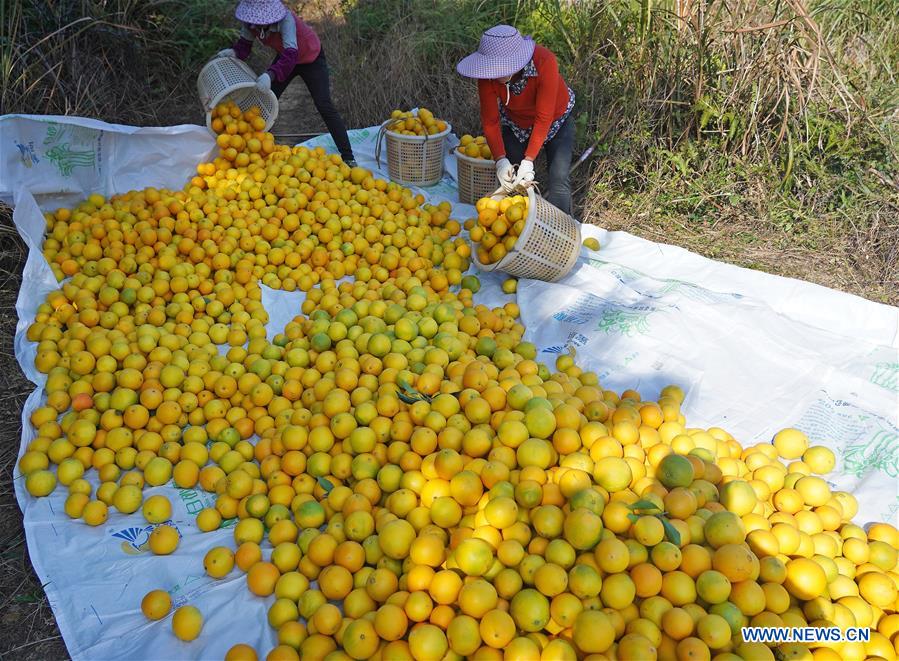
[2,114,898,660]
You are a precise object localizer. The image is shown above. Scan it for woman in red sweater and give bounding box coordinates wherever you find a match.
[458,25,575,214]
[218,0,356,165]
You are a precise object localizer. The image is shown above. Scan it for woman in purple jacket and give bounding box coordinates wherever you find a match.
[218,0,356,165]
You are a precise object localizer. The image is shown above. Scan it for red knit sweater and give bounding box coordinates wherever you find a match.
[478,45,571,160]
[233,11,322,82]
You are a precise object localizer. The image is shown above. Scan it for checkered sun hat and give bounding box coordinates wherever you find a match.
[456,25,536,79]
[235,0,287,25]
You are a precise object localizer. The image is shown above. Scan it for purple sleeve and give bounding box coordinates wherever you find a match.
[267,48,298,82]
[233,37,253,60]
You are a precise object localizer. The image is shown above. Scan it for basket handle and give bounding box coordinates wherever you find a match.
[374,119,393,169]
[490,179,540,199]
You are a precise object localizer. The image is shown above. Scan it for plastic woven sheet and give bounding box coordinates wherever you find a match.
[1,114,897,660]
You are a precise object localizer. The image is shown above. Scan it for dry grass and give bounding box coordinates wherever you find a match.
[589,197,899,304]
[304,6,488,134]
[1,0,235,126]
[584,159,899,304]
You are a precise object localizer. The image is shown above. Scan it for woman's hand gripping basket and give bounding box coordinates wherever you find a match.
[471,186,581,282]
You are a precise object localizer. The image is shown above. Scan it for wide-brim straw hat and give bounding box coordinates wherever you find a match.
[235,0,288,25]
[457,25,536,79]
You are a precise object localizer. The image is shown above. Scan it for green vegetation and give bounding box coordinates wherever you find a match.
[1,0,236,124]
[331,0,897,301]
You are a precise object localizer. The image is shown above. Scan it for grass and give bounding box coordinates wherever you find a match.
[0,0,896,657]
[1,0,235,125]
[0,206,65,659]
[587,135,899,303]
[321,0,898,302]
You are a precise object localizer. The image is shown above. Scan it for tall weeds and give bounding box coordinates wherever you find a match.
[1,0,235,124]
[325,0,896,297]
[330,0,895,162]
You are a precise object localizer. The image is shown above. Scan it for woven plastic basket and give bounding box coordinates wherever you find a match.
[455,150,497,205]
[197,56,278,132]
[472,187,581,282]
[376,117,451,187]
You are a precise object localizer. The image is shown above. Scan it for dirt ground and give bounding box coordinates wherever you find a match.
[0,217,66,660]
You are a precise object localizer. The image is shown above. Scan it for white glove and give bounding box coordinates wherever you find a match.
[217,48,236,59]
[511,159,535,190]
[496,157,515,193]
[256,73,271,92]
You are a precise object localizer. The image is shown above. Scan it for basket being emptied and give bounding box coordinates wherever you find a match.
[472,187,581,283]
[197,56,279,133]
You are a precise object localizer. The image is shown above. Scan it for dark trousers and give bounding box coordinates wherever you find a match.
[501,115,574,215]
[270,49,354,161]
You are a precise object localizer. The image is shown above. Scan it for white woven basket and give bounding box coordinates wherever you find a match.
[472,187,581,282]
[455,150,497,205]
[377,115,451,187]
[196,56,278,132]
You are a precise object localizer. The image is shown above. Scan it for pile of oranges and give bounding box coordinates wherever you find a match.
[456,135,493,161]
[468,195,529,266]
[16,102,899,661]
[387,108,449,137]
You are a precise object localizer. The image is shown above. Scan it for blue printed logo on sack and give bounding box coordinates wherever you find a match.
[542,332,589,355]
[551,293,608,325]
[110,520,182,555]
[15,141,40,168]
